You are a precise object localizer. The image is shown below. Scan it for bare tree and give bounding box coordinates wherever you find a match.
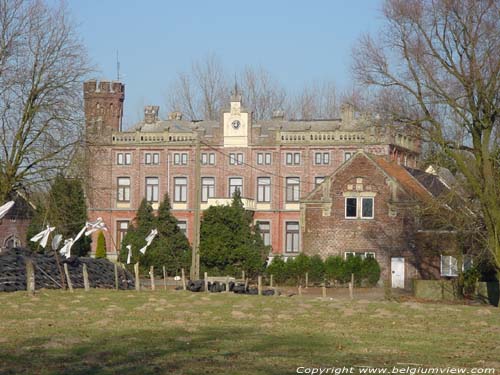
[0,0,91,203]
[352,0,500,274]
[167,54,228,121]
[239,66,287,120]
[288,81,340,120]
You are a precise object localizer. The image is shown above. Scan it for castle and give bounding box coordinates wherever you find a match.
[84,80,421,262]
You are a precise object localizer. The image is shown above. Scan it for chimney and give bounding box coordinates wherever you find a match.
[168,111,183,120]
[340,103,355,123]
[272,110,285,120]
[144,105,159,124]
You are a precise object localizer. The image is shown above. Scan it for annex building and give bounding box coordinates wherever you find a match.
[84,80,420,261]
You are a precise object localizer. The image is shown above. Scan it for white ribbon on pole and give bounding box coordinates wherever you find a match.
[30,225,55,248]
[0,201,14,220]
[85,217,107,236]
[139,229,157,254]
[126,244,132,264]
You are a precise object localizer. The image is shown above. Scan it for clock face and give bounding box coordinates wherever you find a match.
[231,120,241,130]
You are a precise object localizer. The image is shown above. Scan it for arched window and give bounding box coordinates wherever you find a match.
[4,235,21,250]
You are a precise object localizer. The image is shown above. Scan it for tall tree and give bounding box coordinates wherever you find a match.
[26,175,90,255]
[0,0,91,203]
[200,191,267,277]
[352,0,500,274]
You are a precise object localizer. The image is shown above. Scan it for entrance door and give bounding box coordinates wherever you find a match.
[391,257,405,288]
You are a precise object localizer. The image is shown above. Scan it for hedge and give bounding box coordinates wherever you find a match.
[266,254,380,287]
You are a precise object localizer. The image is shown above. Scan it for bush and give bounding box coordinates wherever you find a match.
[344,256,363,285]
[266,256,287,284]
[324,256,344,284]
[95,231,106,259]
[360,257,381,286]
[308,255,325,283]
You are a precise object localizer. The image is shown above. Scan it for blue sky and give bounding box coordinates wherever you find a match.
[68,0,383,127]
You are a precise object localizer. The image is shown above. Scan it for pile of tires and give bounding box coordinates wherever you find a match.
[183,279,277,296]
[0,248,135,292]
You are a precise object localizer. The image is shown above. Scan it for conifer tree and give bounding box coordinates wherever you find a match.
[95,231,107,259]
[200,191,267,277]
[26,175,90,255]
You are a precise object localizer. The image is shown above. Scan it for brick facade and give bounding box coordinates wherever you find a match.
[302,152,455,287]
[84,80,421,260]
[0,195,33,253]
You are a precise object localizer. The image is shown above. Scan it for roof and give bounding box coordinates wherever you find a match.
[404,167,449,198]
[369,155,435,201]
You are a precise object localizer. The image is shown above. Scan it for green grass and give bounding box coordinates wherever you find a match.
[0,289,498,374]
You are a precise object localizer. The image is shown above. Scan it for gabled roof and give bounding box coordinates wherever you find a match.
[302,151,448,203]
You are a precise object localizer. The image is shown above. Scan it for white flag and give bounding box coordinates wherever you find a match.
[0,201,14,220]
[60,238,74,258]
[126,244,132,264]
[139,229,158,254]
[30,225,55,248]
[85,217,107,236]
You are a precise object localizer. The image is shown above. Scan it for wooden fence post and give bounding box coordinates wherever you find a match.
[242,270,245,282]
[163,266,167,291]
[270,274,273,288]
[204,272,208,293]
[305,272,309,289]
[298,285,302,296]
[83,263,90,291]
[258,275,262,296]
[63,263,73,293]
[225,276,229,293]
[150,266,155,291]
[322,283,326,298]
[114,263,119,290]
[134,262,140,291]
[349,273,354,300]
[26,259,35,295]
[181,268,187,291]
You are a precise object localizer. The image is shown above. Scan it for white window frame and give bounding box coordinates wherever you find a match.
[201,153,208,165]
[201,177,215,202]
[117,153,124,165]
[440,255,473,277]
[177,220,187,236]
[344,151,352,162]
[315,176,325,186]
[174,177,188,202]
[323,152,330,165]
[361,197,374,219]
[174,153,188,165]
[236,153,244,165]
[315,152,322,165]
[152,153,160,165]
[209,153,215,165]
[345,197,358,219]
[257,220,271,247]
[145,153,152,165]
[265,153,272,165]
[286,177,300,202]
[285,221,300,253]
[229,177,243,197]
[117,177,131,202]
[257,153,264,165]
[145,177,159,203]
[257,177,271,202]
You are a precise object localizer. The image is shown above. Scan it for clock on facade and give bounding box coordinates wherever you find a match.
[231,120,241,129]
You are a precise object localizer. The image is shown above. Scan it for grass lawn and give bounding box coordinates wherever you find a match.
[0,289,498,374]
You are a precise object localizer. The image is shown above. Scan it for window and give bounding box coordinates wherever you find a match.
[344,251,375,260]
[145,153,152,165]
[257,153,272,165]
[315,176,325,186]
[344,152,352,162]
[229,153,244,165]
[174,153,188,165]
[285,222,300,253]
[117,177,131,202]
[153,153,159,165]
[4,235,21,250]
[441,256,458,277]
[285,152,300,165]
[286,177,300,202]
[229,177,243,197]
[257,177,271,202]
[177,221,187,236]
[117,153,131,165]
[174,177,188,202]
[314,152,330,165]
[257,221,271,246]
[116,221,129,252]
[440,255,473,277]
[345,197,374,219]
[146,177,159,203]
[361,197,374,218]
[345,198,357,218]
[201,153,216,165]
[201,177,215,202]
